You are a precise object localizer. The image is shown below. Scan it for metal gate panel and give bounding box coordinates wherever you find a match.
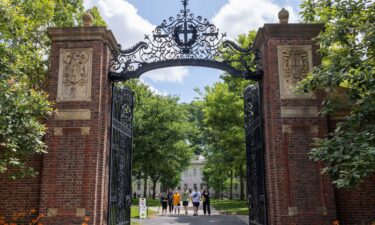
[244,83,267,225]
[108,86,134,225]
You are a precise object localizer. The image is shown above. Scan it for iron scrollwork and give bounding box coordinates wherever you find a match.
[109,0,262,81]
[244,83,267,225]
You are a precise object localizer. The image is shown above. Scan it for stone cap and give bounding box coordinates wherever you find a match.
[253,23,324,49]
[47,27,118,51]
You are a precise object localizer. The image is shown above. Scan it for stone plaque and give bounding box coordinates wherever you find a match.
[278,45,314,99]
[57,48,93,102]
[281,106,318,117]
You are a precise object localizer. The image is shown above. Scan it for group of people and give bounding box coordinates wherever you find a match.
[159,187,211,216]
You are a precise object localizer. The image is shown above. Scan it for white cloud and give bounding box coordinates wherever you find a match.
[84,0,191,84]
[139,78,168,96]
[143,67,189,83]
[212,0,299,39]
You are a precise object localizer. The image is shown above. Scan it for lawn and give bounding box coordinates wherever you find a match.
[131,198,160,207]
[211,199,248,215]
[130,205,157,219]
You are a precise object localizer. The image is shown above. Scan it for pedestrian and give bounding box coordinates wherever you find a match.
[160,193,168,215]
[191,187,201,216]
[167,189,174,214]
[202,189,211,215]
[173,190,181,215]
[181,188,190,214]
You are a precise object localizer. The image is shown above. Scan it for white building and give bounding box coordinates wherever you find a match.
[132,178,162,198]
[177,156,208,192]
[132,156,244,198]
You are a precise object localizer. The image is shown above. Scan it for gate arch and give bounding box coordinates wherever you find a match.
[107,1,266,225]
[108,0,262,82]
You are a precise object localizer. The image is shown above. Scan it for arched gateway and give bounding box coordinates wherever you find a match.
[107,1,265,224]
[2,1,341,225]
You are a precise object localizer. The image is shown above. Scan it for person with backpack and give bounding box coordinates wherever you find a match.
[160,192,168,215]
[167,189,174,214]
[191,187,201,216]
[202,188,211,215]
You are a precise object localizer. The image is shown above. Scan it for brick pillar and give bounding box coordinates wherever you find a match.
[254,24,337,225]
[39,27,118,225]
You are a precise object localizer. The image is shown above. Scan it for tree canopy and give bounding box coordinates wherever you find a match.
[0,0,106,178]
[125,80,193,198]
[299,0,375,188]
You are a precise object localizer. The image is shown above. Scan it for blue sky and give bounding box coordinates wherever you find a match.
[84,0,302,102]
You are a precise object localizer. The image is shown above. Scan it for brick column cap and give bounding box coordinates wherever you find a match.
[47,26,118,50]
[253,23,324,49]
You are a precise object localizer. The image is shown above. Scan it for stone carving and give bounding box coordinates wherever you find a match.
[57,48,92,101]
[278,45,314,99]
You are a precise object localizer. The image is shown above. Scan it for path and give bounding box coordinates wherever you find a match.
[133,205,248,225]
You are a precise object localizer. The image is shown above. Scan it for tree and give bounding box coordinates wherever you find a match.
[0,1,106,178]
[196,31,257,200]
[299,0,375,188]
[125,80,193,198]
[200,82,246,199]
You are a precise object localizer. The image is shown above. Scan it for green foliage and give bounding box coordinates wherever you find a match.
[196,31,256,198]
[0,0,106,178]
[299,0,375,187]
[199,82,246,195]
[0,76,52,178]
[124,80,193,192]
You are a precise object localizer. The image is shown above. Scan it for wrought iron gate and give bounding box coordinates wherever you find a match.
[244,83,267,225]
[108,86,134,225]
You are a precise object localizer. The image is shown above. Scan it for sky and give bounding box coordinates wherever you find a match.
[84,0,302,102]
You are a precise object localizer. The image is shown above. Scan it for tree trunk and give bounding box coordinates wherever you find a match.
[143,176,148,198]
[239,165,245,200]
[152,179,158,199]
[230,169,233,200]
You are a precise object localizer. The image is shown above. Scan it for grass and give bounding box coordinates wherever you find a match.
[130,205,157,219]
[211,199,248,215]
[131,198,161,207]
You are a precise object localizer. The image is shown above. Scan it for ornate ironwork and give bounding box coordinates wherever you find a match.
[244,83,267,225]
[108,86,134,225]
[109,0,262,81]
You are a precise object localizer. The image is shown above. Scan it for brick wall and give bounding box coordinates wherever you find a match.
[335,176,375,225]
[37,27,116,225]
[0,155,43,221]
[328,117,375,225]
[255,24,337,225]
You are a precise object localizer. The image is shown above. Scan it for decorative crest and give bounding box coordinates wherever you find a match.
[109,0,262,81]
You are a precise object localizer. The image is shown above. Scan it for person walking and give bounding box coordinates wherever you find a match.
[191,187,201,216]
[202,189,211,215]
[167,189,174,214]
[181,188,190,214]
[160,193,168,215]
[173,191,181,215]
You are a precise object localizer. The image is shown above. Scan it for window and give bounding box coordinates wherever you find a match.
[193,168,197,175]
[178,186,181,190]
[184,183,188,188]
[200,183,205,190]
[193,183,197,189]
[137,182,141,191]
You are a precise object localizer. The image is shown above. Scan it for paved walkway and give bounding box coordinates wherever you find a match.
[133,205,248,225]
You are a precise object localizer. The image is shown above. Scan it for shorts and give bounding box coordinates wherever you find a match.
[162,202,167,209]
[193,202,200,207]
[183,201,189,206]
